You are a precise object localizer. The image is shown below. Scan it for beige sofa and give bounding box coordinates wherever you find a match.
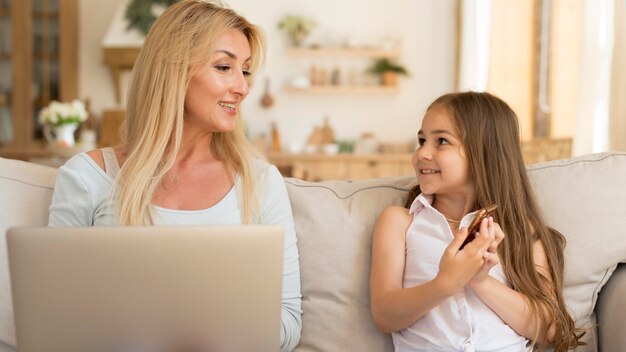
[1,152,625,352]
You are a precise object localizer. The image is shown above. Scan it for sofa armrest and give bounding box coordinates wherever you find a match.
[596,263,626,351]
[0,341,15,352]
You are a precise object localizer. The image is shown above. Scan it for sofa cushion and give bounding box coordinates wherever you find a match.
[0,158,57,347]
[286,176,416,352]
[527,152,626,350]
[287,152,626,352]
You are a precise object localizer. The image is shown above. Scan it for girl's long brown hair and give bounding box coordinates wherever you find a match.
[405,92,583,351]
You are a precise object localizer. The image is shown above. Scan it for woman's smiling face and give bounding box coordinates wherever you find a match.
[184,28,252,133]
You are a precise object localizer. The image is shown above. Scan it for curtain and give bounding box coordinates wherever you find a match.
[610,0,626,152]
[573,0,615,155]
[457,0,491,91]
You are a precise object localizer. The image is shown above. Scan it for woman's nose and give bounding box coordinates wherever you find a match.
[231,73,250,97]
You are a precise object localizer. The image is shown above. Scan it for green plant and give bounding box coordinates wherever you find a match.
[277,14,316,35]
[125,0,179,36]
[367,58,409,75]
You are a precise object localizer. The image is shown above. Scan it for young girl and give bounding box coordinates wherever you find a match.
[370,92,582,351]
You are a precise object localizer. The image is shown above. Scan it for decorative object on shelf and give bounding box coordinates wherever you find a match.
[354,132,379,154]
[39,100,89,148]
[278,14,316,47]
[271,121,281,152]
[260,78,275,108]
[125,0,179,35]
[367,58,409,86]
[320,116,335,145]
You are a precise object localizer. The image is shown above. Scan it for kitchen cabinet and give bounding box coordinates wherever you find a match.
[0,0,78,160]
[268,152,414,181]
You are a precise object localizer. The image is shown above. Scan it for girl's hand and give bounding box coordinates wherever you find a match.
[435,224,493,294]
[469,218,505,286]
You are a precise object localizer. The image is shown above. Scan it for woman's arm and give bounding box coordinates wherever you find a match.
[370,206,493,333]
[469,229,556,344]
[48,155,97,227]
[259,166,302,352]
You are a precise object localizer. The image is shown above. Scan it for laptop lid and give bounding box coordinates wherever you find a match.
[7,225,284,352]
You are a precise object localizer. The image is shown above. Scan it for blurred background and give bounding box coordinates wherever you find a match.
[0,0,624,180]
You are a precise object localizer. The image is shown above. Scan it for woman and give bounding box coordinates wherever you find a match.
[48,1,302,351]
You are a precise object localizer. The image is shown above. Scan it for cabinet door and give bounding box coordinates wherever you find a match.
[0,0,17,146]
[347,161,397,180]
[0,0,77,159]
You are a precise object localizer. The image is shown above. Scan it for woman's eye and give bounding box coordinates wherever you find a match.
[242,70,251,77]
[215,65,230,72]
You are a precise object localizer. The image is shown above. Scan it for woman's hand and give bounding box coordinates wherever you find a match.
[435,222,495,295]
[469,218,505,286]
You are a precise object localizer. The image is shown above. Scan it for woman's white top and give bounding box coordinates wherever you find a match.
[391,193,529,352]
[48,148,302,352]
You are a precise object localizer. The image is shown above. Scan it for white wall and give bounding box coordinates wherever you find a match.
[79,0,457,147]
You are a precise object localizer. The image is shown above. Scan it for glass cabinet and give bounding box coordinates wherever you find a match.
[0,0,77,159]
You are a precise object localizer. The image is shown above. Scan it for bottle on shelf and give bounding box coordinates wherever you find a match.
[330,66,341,86]
[309,65,318,86]
[318,68,328,86]
[271,121,281,152]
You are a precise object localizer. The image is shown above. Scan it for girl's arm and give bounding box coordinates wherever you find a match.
[469,226,555,344]
[370,206,493,333]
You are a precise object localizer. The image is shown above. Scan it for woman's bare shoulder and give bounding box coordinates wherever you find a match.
[85,147,125,172]
[86,149,105,171]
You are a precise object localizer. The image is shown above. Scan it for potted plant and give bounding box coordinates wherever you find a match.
[367,58,409,86]
[278,14,316,47]
[38,100,89,148]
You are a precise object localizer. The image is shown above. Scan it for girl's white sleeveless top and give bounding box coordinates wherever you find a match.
[391,194,529,352]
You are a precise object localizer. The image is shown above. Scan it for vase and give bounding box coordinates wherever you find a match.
[290,30,308,47]
[381,72,398,86]
[44,123,78,148]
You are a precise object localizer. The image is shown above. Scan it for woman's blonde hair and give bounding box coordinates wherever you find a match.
[116,0,265,225]
[406,92,583,351]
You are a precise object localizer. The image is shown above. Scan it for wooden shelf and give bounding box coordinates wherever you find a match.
[285,85,399,95]
[102,46,141,104]
[286,47,401,58]
[267,152,414,181]
[269,152,412,163]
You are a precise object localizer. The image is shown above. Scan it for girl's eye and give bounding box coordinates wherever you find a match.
[417,138,426,146]
[438,138,449,145]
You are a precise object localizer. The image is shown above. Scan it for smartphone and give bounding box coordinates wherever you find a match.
[459,204,497,249]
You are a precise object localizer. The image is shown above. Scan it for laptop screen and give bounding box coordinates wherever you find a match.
[7,225,283,352]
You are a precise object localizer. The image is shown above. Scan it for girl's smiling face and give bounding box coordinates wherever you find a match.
[412,105,474,198]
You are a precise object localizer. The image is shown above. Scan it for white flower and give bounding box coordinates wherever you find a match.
[38,100,90,126]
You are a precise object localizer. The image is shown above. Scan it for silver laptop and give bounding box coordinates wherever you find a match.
[7,225,284,352]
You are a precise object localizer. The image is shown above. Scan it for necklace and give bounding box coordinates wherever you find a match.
[445,216,461,229]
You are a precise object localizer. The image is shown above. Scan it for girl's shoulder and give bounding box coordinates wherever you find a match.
[377,205,412,231]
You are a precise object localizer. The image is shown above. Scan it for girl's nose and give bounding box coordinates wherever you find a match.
[415,145,432,161]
